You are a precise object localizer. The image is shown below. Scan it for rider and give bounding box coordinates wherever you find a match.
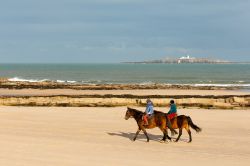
[167,100,178,119]
[143,98,154,125]
[167,100,178,135]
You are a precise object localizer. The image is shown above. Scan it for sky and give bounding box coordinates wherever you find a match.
[0,0,250,63]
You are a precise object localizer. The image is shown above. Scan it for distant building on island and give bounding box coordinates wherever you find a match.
[177,55,195,63]
[125,55,230,64]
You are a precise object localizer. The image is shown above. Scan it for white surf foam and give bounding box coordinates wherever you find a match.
[8,77,48,83]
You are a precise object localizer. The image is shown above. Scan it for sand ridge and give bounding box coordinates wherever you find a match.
[0,89,250,109]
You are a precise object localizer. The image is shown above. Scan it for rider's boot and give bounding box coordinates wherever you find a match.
[143,115,148,126]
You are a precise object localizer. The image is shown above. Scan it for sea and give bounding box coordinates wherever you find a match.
[0,63,250,89]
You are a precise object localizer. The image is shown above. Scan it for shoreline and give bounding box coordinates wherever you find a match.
[1,78,249,90]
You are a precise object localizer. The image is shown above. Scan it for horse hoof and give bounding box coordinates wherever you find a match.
[166,140,171,143]
[160,140,165,143]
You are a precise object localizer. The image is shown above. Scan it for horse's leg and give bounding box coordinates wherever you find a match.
[187,128,192,143]
[160,128,171,142]
[164,128,172,141]
[133,128,141,141]
[141,127,149,142]
[159,127,166,142]
[161,118,171,142]
[166,129,172,141]
[175,128,182,142]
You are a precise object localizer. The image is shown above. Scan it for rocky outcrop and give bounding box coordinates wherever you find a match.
[0,79,240,90]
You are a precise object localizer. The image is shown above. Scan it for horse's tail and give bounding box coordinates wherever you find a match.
[187,116,202,132]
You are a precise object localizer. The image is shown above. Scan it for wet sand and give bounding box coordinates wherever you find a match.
[0,106,249,166]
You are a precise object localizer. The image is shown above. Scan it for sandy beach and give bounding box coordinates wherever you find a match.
[0,82,250,165]
[1,88,249,96]
[0,106,249,166]
[2,1,250,165]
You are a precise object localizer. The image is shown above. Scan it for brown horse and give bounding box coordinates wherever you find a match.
[168,114,202,142]
[125,107,202,142]
[124,107,172,142]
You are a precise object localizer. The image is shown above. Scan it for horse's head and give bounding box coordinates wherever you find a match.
[124,107,133,120]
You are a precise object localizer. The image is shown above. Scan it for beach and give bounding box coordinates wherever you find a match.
[0,70,250,165]
[0,106,249,166]
[2,0,250,165]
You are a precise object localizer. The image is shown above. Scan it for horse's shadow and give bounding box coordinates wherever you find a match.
[107,131,164,142]
[107,131,189,143]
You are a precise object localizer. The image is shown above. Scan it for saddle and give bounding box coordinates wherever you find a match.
[167,113,177,120]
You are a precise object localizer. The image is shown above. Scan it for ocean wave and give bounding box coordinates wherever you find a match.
[8,77,77,84]
[56,80,65,83]
[81,80,102,84]
[193,84,250,87]
[66,80,77,83]
[8,77,49,83]
[139,81,155,85]
[8,77,102,84]
[56,80,77,83]
[7,77,250,88]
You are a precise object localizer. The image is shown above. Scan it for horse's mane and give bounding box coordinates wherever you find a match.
[127,107,144,114]
[154,110,165,114]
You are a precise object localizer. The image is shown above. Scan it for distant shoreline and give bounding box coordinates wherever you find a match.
[1,62,250,64]
[123,61,250,64]
[122,55,250,64]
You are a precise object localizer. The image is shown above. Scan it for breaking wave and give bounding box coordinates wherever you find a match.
[7,77,250,88]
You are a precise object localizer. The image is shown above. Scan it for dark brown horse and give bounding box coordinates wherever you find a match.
[124,107,172,142]
[124,107,202,142]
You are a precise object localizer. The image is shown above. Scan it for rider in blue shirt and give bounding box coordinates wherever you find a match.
[145,99,154,115]
[143,99,154,125]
